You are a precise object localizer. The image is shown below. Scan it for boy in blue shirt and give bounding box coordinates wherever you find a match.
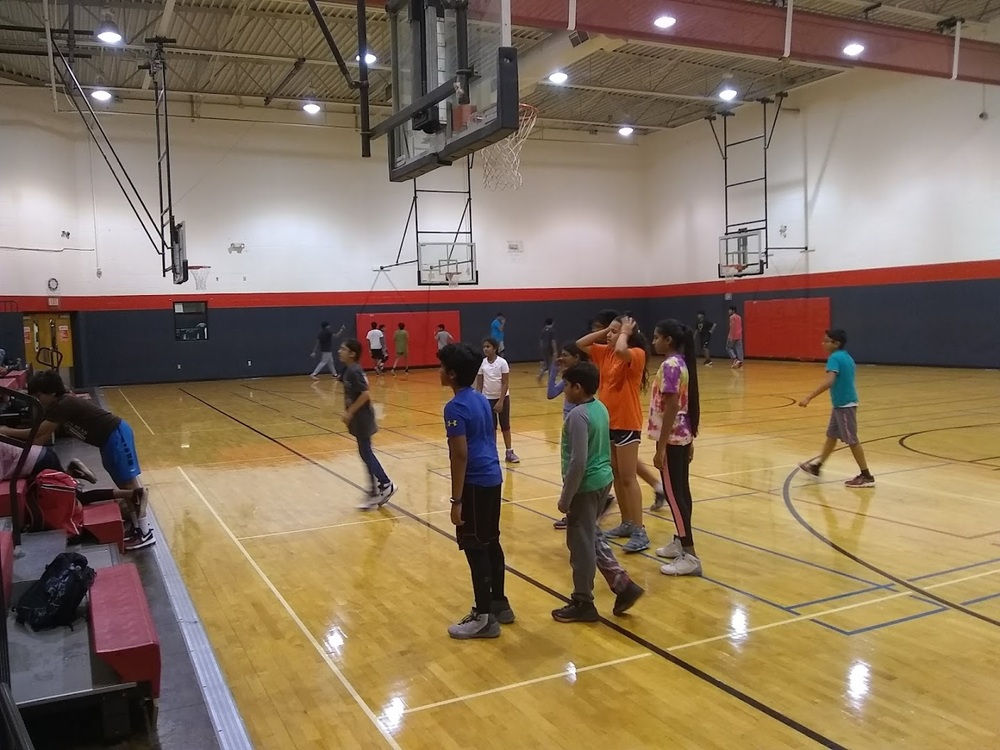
[439,343,514,639]
[797,329,875,488]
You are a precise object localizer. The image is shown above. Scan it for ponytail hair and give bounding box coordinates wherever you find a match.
[654,319,700,437]
[616,315,651,393]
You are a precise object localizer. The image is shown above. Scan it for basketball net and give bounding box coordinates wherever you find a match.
[444,272,459,288]
[480,104,538,191]
[190,266,211,291]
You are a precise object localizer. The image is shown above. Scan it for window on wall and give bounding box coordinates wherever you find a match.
[174,301,209,341]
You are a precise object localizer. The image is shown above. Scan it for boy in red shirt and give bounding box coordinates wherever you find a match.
[726,305,744,369]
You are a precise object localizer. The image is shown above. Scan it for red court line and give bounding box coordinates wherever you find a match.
[5,259,1000,311]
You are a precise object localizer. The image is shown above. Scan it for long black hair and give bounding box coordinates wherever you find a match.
[654,319,700,437]
[616,315,652,393]
[560,341,590,363]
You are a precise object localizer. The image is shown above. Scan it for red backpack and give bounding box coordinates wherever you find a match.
[27,470,84,537]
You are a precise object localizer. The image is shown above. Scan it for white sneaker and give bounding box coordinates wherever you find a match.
[660,553,703,577]
[655,537,683,559]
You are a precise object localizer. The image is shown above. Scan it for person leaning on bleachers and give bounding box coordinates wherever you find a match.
[0,371,154,551]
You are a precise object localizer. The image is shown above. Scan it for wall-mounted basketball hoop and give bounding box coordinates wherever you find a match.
[189,265,212,291]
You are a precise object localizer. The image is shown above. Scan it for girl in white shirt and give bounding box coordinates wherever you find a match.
[475,338,520,464]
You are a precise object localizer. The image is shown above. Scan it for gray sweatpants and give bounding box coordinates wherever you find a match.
[566,482,630,602]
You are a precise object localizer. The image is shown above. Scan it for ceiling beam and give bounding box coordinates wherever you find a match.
[351,0,1000,85]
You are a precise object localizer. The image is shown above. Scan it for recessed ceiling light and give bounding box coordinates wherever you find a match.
[303,102,321,114]
[548,71,568,84]
[618,126,635,136]
[90,88,113,102]
[654,15,677,29]
[843,42,865,57]
[95,19,122,45]
[718,87,738,102]
[356,52,377,65]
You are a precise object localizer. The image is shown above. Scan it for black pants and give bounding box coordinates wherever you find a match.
[457,484,507,613]
[660,443,694,547]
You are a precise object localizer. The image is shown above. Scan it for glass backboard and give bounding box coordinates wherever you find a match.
[385,0,519,182]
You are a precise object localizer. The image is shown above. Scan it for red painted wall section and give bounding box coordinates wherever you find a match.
[745,298,831,361]
[354,310,461,370]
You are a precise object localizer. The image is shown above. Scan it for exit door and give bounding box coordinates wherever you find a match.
[23,313,75,383]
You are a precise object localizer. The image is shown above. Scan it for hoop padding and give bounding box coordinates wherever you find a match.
[480,104,538,191]
[190,266,211,291]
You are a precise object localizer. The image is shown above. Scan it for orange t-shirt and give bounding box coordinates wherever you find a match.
[591,343,646,431]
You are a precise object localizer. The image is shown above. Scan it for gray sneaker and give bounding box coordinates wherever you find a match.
[491,599,515,625]
[655,537,683,559]
[622,526,650,553]
[660,553,703,577]
[448,611,501,640]
[606,521,634,538]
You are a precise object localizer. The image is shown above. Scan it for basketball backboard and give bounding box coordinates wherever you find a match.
[418,242,478,285]
[718,228,766,278]
[382,0,520,182]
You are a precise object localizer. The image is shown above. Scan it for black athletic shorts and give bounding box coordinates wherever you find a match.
[487,396,511,433]
[456,483,502,550]
[698,334,712,348]
[609,429,642,448]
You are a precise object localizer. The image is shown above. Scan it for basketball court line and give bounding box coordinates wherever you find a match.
[402,652,653,715]
[116,387,156,434]
[177,467,403,750]
[236,509,454,540]
[177,388,846,748]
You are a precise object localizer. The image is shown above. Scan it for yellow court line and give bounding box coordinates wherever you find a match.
[177,467,403,750]
[877,481,1000,507]
[117,388,156,435]
[703,464,799,479]
[668,566,1000,653]
[402,652,653,715]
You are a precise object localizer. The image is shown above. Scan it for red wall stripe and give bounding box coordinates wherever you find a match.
[3,259,999,313]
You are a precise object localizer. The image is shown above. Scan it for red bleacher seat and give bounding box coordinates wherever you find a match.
[89,564,161,698]
[6,371,27,390]
[82,502,125,553]
[0,479,26,520]
[0,531,11,609]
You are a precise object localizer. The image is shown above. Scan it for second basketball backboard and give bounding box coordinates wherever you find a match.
[381,0,520,182]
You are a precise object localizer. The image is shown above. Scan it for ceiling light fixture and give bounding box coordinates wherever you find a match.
[618,126,635,136]
[90,88,113,102]
[843,42,865,57]
[356,52,377,65]
[653,15,677,29]
[718,86,738,102]
[303,102,321,114]
[548,71,568,84]
[95,17,123,45]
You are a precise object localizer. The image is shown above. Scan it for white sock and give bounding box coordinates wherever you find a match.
[137,517,151,535]
[655,483,665,495]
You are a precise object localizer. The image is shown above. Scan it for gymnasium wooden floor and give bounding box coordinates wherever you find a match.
[104,361,1000,750]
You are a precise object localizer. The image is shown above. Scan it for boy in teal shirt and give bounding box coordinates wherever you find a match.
[553,363,643,623]
[798,329,875,488]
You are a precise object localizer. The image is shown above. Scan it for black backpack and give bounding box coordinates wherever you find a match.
[14,552,96,631]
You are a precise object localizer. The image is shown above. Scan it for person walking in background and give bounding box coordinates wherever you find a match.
[378,324,390,371]
[476,338,520,464]
[366,322,384,375]
[537,318,558,383]
[694,311,715,367]
[339,339,397,509]
[726,305,744,368]
[392,322,410,375]
[435,324,454,351]
[797,329,875,488]
[310,322,345,380]
[491,313,506,355]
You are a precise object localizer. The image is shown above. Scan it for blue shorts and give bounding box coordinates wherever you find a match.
[99,421,141,486]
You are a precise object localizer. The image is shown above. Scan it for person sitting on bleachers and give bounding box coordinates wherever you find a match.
[0,372,154,550]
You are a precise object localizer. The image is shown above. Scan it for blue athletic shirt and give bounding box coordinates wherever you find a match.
[826,349,859,408]
[444,387,503,487]
[490,318,504,344]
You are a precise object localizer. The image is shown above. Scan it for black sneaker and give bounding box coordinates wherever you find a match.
[799,461,821,477]
[125,529,156,551]
[67,459,97,484]
[613,582,645,616]
[553,516,567,530]
[551,600,600,623]
[491,598,515,625]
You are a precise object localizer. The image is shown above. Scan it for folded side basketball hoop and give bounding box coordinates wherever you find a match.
[188,265,211,291]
